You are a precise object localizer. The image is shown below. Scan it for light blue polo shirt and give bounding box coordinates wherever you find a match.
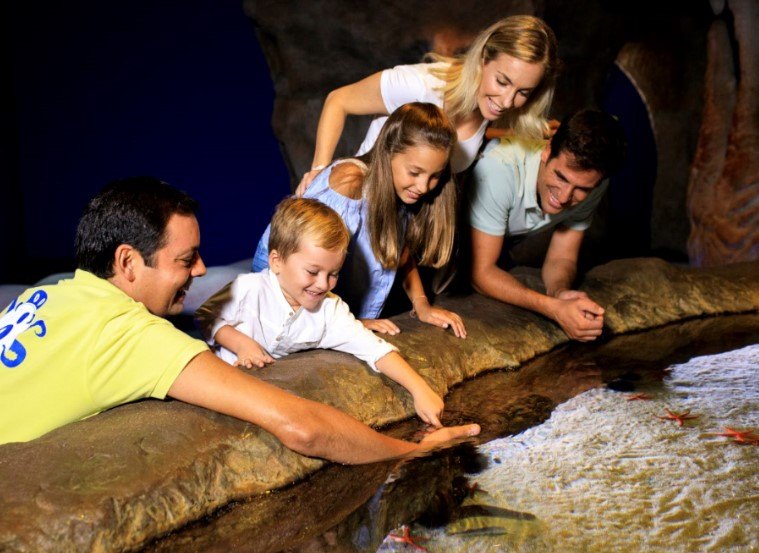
[469,137,607,237]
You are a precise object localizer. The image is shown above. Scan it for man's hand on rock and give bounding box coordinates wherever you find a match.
[550,291,605,341]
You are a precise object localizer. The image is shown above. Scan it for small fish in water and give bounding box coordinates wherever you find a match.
[458,504,537,520]
[446,518,512,536]
[445,504,540,537]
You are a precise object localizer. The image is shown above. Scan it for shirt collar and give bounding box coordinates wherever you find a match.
[75,269,155,313]
[524,151,544,213]
[76,269,133,297]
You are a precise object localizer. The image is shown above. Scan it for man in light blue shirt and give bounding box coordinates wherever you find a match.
[469,109,625,341]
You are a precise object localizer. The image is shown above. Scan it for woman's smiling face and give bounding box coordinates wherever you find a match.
[476,53,545,121]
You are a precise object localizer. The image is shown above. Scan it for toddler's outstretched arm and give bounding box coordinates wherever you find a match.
[215,325,275,369]
[375,351,443,427]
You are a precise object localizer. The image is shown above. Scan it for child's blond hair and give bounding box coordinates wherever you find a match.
[268,197,350,258]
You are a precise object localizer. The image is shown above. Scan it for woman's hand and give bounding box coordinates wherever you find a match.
[412,297,467,338]
[295,165,326,197]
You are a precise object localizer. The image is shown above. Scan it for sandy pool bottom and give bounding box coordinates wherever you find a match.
[379,343,759,552]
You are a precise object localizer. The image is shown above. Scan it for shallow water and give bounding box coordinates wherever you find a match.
[379,344,759,553]
[145,315,759,552]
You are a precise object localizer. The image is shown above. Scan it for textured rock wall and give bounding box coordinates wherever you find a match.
[688,0,759,266]
[244,0,538,180]
[614,39,705,258]
[0,258,757,552]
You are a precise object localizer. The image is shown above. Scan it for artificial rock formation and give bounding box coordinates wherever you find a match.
[245,1,724,261]
[245,0,537,180]
[0,258,758,552]
[688,0,759,266]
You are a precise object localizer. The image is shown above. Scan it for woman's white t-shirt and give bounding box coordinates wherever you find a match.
[355,62,488,173]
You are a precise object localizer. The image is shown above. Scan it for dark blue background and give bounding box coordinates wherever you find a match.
[2,1,289,283]
[1,2,662,284]
[602,63,658,259]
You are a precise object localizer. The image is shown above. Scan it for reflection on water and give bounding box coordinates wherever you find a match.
[144,315,759,552]
[380,342,759,553]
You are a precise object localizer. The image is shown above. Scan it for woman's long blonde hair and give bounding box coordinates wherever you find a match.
[428,15,559,141]
[360,102,457,270]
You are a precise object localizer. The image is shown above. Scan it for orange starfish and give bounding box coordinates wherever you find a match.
[627,393,652,401]
[465,480,491,498]
[656,408,699,426]
[717,427,759,445]
[388,526,428,552]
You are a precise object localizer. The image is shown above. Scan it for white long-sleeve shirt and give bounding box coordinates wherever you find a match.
[195,269,396,371]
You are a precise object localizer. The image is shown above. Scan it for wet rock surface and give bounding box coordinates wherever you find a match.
[0,258,758,552]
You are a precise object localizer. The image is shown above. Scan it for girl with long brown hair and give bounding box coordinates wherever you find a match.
[253,102,465,337]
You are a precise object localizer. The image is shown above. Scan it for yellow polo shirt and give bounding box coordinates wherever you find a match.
[0,270,208,443]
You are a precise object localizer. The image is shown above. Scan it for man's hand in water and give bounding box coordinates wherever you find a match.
[418,424,481,447]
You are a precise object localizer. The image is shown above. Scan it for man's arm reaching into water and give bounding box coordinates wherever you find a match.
[168,351,480,464]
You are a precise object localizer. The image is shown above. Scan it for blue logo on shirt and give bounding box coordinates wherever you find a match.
[0,290,48,368]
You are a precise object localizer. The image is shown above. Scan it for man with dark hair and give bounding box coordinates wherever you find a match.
[0,177,479,459]
[469,109,626,341]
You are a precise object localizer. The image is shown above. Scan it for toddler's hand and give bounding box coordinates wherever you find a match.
[413,387,444,428]
[234,342,275,369]
[360,318,400,335]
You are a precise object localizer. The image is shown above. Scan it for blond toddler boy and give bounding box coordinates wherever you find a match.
[197,197,444,427]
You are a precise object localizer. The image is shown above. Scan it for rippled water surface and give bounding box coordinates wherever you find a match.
[380,344,759,552]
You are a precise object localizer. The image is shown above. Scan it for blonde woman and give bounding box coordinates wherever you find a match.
[297,15,559,194]
[254,103,466,338]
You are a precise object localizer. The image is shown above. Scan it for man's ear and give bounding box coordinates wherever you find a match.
[540,140,552,164]
[113,244,142,282]
[269,249,282,275]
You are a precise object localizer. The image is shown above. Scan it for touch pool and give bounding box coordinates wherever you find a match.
[380,343,758,552]
[146,313,759,552]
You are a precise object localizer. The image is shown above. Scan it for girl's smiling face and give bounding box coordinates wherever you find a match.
[390,145,449,205]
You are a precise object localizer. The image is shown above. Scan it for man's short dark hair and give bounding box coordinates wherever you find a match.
[549,109,626,178]
[75,177,199,278]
